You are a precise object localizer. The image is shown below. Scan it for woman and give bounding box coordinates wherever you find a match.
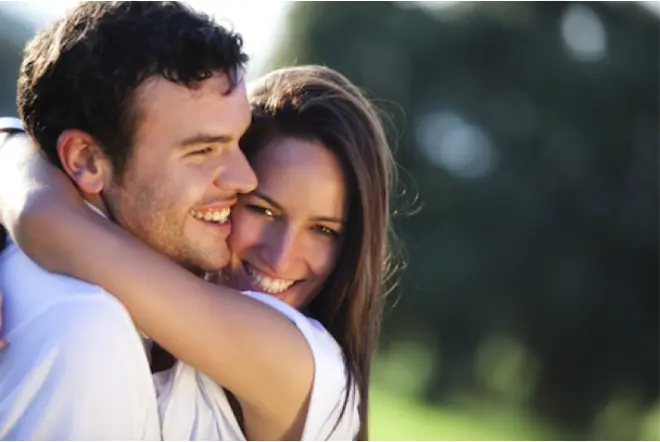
[0,65,399,440]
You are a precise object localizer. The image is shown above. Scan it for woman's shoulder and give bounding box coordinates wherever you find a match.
[156,291,358,440]
[243,291,360,440]
[242,291,343,362]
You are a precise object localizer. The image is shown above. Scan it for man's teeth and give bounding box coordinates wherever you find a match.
[245,263,295,294]
[189,207,231,224]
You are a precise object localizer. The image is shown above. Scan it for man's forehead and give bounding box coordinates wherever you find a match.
[129,73,250,146]
[134,71,240,103]
[131,74,248,127]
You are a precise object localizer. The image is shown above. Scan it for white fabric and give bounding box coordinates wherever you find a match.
[0,117,24,132]
[0,237,161,440]
[155,291,361,441]
[0,194,358,439]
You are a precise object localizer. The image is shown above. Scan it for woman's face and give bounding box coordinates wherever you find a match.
[226,136,348,309]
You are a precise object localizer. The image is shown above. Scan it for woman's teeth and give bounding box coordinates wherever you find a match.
[245,263,295,294]
[190,208,231,224]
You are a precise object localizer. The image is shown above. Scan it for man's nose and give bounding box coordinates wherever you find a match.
[215,147,257,194]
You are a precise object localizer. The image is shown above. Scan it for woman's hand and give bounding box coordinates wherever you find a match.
[0,129,16,351]
[0,288,7,350]
[0,131,15,253]
[0,133,86,257]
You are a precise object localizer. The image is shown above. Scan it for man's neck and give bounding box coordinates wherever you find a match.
[82,201,156,347]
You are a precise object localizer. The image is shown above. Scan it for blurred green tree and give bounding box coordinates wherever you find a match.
[266,1,659,438]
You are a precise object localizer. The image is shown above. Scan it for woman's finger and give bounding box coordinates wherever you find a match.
[0,288,5,349]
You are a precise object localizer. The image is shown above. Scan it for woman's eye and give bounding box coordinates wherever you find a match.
[314,225,340,239]
[246,205,275,218]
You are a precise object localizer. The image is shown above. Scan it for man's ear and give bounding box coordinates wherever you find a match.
[56,129,111,195]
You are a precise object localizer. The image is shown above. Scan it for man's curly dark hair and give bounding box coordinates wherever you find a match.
[18,1,248,178]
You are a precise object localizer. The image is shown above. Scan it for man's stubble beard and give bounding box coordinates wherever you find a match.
[101,184,213,277]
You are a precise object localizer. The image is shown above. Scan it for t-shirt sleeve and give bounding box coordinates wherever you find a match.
[243,291,361,440]
[0,297,161,440]
[0,116,24,133]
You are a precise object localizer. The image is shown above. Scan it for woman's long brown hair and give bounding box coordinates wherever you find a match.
[241,65,400,440]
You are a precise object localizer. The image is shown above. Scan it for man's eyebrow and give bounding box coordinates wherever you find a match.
[177,133,234,147]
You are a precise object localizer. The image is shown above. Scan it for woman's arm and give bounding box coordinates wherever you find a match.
[0,134,314,440]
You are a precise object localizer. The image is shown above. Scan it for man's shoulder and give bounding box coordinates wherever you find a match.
[0,293,149,397]
[1,240,139,340]
[9,295,142,357]
[1,239,120,309]
[40,295,137,333]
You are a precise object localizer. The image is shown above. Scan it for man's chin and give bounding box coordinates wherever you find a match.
[175,252,229,276]
[195,252,231,275]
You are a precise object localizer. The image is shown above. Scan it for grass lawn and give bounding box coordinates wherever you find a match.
[369,386,557,441]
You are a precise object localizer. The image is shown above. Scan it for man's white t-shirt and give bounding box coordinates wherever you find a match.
[0,212,358,439]
[0,237,161,440]
[0,238,359,440]
[155,291,361,441]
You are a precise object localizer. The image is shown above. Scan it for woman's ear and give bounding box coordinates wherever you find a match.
[56,129,111,195]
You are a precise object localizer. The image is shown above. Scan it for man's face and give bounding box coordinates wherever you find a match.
[103,72,257,273]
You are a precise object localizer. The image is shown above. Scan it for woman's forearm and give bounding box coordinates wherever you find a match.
[24,199,313,431]
[0,133,314,434]
[0,133,85,254]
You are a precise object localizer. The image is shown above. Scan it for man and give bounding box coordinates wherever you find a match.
[0,2,257,439]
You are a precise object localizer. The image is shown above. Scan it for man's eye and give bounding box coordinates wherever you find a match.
[190,146,214,156]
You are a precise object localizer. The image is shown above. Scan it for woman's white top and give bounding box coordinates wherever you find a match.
[154,291,360,440]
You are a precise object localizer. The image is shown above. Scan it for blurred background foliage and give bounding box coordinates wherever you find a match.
[0,1,657,440]
[266,2,659,440]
